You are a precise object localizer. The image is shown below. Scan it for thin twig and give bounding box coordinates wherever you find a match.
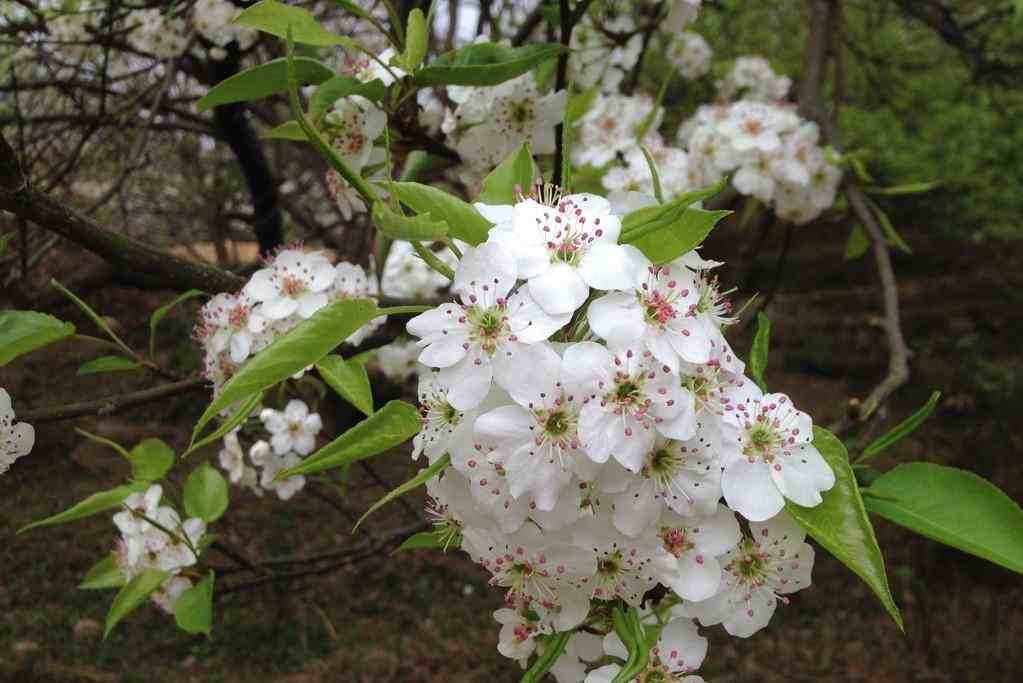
[20,377,207,424]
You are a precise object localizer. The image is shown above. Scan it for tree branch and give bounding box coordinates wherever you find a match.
[0,131,246,293]
[19,378,207,424]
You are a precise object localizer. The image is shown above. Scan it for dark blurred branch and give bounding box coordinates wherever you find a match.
[0,131,246,293]
[19,378,207,424]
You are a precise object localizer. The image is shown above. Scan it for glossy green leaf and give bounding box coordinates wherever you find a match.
[311,76,387,119]
[621,177,727,236]
[234,0,353,47]
[279,400,421,478]
[401,8,428,71]
[624,208,731,265]
[197,57,334,111]
[843,224,870,260]
[520,630,572,683]
[79,554,126,590]
[193,298,379,437]
[388,181,492,245]
[18,483,148,533]
[372,202,449,241]
[0,310,75,366]
[184,463,229,523]
[355,453,449,530]
[105,569,170,637]
[261,120,307,141]
[394,530,459,552]
[185,391,261,458]
[478,142,535,206]
[76,355,141,376]
[175,572,214,637]
[316,354,373,416]
[785,427,903,630]
[149,289,205,356]
[749,312,771,393]
[864,463,1023,574]
[415,42,565,86]
[860,391,941,461]
[129,438,175,482]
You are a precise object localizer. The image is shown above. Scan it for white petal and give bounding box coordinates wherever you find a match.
[669,554,722,602]
[527,263,590,316]
[587,293,644,347]
[297,292,328,318]
[440,358,494,410]
[771,442,835,507]
[417,333,470,368]
[261,295,299,320]
[475,405,534,443]
[722,459,784,522]
[578,242,639,291]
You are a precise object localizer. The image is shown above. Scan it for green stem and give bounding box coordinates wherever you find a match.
[412,241,455,281]
[377,304,434,316]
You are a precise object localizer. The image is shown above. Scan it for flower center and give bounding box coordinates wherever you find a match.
[659,527,696,559]
[691,273,734,325]
[227,305,248,329]
[744,421,783,463]
[727,538,770,585]
[465,304,512,355]
[280,275,308,297]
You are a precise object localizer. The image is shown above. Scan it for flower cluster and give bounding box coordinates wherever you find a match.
[112,485,206,613]
[217,399,322,501]
[717,56,792,103]
[441,72,566,185]
[404,188,835,678]
[194,247,382,397]
[679,100,842,223]
[1,388,34,475]
[666,31,713,80]
[193,0,259,60]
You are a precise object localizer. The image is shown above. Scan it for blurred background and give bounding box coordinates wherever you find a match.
[1,1,1022,681]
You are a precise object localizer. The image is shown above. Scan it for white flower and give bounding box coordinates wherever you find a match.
[244,248,336,320]
[611,434,722,536]
[586,614,708,683]
[151,576,192,614]
[718,101,787,153]
[426,469,503,541]
[575,94,660,168]
[483,192,638,316]
[664,0,703,32]
[413,370,491,465]
[494,607,548,662]
[1,388,34,474]
[562,343,687,472]
[463,525,595,630]
[199,292,268,364]
[372,340,422,383]
[323,95,387,169]
[718,383,835,521]
[656,505,740,601]
[125,9,189,59]
[571,513,676,606]
[685,511,814,637]
[667,32,712,80]
[113,484,163,537]
[406,243,568,410]
[260,400,322,456]
[381,240,453,300]
[474,343,588,510]
[259,451,306,500]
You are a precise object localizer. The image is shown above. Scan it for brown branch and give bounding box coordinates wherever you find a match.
[0,131,246,293]
[19,378,207,424]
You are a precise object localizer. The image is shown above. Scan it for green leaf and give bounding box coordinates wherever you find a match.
[316,354,373,417]
[197,57,334,112]
[261,120,308,141]
[192,298,379,438]
[18,483,148,533]
[76,427,131,459]
[234,0,353,47]
[355,453,449,530]
[520,630,573,683]
[843,224,870,260]
[565,87,599,124]
[864,180,941,196]
[79,554,126,590]
[749,312,771,393]
[105,569,170,638]
[0,231,15,255]
[310,76,387,120]
[785,427,903,630]
[76,355,141,376]
[184,463,229,523]
[860,391,941,461]
[638,145,664,204]
[129,438,175,482]
[400,8,428,71]
[175,572,214,637]
[394,530,459,552]
[51,279,131,354]
[372,202,449,241]
[388,181,492,245]
[868,198,912,255]
[478,142,535,205]
[0,310,75,366]
[185,391,262,458]
[279,400,421,479]
[415,42,566,87]
[623,208,730,265]
[864,463,1023,575]
[149,289,205,357]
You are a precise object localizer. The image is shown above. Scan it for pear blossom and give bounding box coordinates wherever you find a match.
[718,384,835,521]
[562,343,688,472]
[244,248,336,320]
[323,95,387,169]
[571,514,676,605]
[406,243,567,410]
[667,32,712,80]
[152,576,193,614]
[198,292,267,364]
[685,512,814,637]
[260,400,322,456]
[550,632,604,683]
[258,448,306,500]
[575,94,661,168]
[585,614,708,683]
[113,484,164,537]
[494,606,548,662]
[1,388,34,474]
[656,505,741,601]
[483,192,638,316]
